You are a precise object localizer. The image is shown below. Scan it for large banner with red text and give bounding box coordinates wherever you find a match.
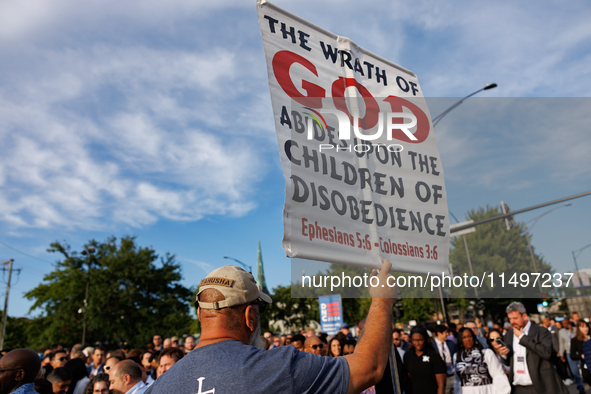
[257,0,449,275]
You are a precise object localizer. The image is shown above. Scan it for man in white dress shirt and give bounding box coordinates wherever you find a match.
[433,324,457,394]
[109,360,148,394]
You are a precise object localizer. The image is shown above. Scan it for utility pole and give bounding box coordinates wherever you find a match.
[81,247,95,345]
[0,259,14,350]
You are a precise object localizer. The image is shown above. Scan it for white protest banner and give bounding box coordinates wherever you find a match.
[257,0,449,274]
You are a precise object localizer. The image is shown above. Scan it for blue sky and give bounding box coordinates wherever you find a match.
[1,0,590,318]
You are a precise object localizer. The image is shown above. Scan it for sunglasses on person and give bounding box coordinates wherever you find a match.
[0,367,22,372]
[249,298,267,314]
[57,357,67,361]
[104,366,112,371]
[311,344,324,350]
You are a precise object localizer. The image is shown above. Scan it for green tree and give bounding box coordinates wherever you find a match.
[273,263,383,331]
[265,285,319,332]
[397,298,437,323]
[0,313,33,349]
[449,206,551,321]
[25,236,193,348]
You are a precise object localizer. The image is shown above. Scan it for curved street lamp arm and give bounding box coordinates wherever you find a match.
[574,243,591,259]
[223,256,253,273]
[431,83,497,127]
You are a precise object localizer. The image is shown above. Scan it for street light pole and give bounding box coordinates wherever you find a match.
[0,259,14,350]
[431,83,498,127]
[432,85,496,319]
[223,256,252,273]
[523,203,571,297]
[572,243,591,293]
[81,247,95,345]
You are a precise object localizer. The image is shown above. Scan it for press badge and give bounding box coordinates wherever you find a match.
[516,356,525,374]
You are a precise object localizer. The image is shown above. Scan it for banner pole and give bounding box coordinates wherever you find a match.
[390,341,402,394]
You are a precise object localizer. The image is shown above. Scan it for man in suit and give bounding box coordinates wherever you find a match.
[432,324,457,394]
[492,301,568,394]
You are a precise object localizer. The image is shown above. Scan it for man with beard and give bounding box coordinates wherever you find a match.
[145,261,397,394]
[492,301,568,394]
[182,336,195,353]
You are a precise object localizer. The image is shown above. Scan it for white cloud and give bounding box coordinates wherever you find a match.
[179,257,213,273]
[0,40,270,230]
[1,0,590,232]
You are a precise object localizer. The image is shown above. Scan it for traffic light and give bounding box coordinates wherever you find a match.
[542,300,549,307]
[394,301,404,319]
[500,200,515,230]
[476,298,485,310]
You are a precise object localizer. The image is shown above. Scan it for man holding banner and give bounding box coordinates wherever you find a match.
[145,261,397,394]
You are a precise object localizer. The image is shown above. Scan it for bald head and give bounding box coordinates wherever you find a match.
[304,336,324,356]
[111,360,142,382]
[0,348,41,393]
[109,360,142,394]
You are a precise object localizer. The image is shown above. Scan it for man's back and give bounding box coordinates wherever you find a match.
[145,340,349,394]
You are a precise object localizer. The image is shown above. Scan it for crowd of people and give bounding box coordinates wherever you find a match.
[0,333,194,394]
[2,262,591,394]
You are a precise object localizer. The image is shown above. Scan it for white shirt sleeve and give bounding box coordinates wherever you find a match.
[484,349,511,394]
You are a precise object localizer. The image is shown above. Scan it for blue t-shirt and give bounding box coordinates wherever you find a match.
[145,340,349,394]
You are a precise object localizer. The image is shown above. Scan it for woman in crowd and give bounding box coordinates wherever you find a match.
[82,373,109,394]
[453,327,510,394]
[328,337,343,357]
[403,327,447,394]
[570,320,591,394]
[485,328,510,375]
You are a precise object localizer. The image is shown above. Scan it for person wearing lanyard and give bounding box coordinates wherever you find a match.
[491,302,568,394]
[432,325,457,394]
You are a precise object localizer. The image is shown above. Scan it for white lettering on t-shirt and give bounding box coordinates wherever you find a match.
[196,377,215,394]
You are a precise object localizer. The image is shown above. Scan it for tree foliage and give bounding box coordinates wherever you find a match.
[265,285,319,332]
[266,263,383,332]
[25,236,193,348]
[448,206,551,321]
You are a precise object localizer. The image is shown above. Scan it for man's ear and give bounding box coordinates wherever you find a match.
[125,374,132,385]
[15,369,25,382]
[197,307,201,320]
[244,305,257,332]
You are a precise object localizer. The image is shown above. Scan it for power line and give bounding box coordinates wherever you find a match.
[0,240,54,265]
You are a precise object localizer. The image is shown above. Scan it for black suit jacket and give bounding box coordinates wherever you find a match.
[375,344,407,394]
[503,322,568,394]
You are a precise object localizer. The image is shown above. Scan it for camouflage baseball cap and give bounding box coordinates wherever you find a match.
[196,265,272,309]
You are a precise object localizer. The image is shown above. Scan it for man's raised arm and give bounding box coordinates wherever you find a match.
[344,259,397,394]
